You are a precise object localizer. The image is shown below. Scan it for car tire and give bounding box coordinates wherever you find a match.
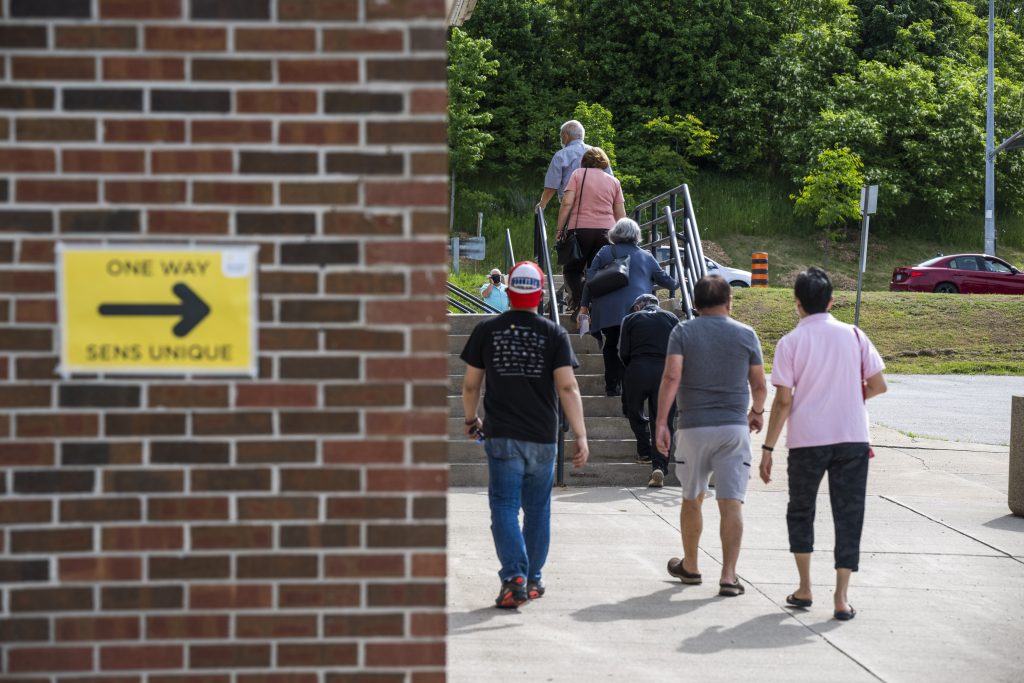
[730,281,749,288]
[933,282,959,294]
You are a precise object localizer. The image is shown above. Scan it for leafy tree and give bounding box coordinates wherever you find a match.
[461,0,570,173]
[448,27,499,178]
[572,101,618,167]
[792,146,865,266]
[553,0,775,165]
[792,146,865,227]
[623,114,717,195]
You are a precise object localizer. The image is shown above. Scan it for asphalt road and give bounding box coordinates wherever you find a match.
[867,374,1024,445]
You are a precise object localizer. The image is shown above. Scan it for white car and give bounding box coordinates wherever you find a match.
[705,257,751,287]
[655,248,752,287]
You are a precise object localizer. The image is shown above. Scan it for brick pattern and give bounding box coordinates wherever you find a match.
[0,1,448,680]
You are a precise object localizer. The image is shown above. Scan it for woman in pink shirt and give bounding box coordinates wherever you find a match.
[759,267,886,622]
[555,147,625,315]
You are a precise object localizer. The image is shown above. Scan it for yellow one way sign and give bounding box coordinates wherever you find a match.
[58,245,258,376]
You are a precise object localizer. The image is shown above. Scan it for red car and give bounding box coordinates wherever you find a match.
[889,253,1024,294]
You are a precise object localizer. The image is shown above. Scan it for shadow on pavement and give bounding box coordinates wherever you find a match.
[982,514,1024,532]
[678,611,841,654]
[571,584,717,623]
[449,605,527,636]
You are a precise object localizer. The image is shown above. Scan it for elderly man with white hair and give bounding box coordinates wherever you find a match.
[535,119,613,212]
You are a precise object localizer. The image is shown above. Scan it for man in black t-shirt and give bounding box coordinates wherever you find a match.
[460,261,589,609]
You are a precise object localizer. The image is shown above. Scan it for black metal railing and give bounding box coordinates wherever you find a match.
[534,207,567,487]
[446,282,501,314]
[634,184,707,319]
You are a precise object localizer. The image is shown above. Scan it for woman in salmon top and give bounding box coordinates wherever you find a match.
[555,147,625,316]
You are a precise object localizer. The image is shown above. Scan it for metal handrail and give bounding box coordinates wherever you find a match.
[664,207,696,320]
[446,281,501,314]
[504,228,515,274]
[633,184,709,320]
[534,207,567,487]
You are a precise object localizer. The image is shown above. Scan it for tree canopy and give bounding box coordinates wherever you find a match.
[456,0,1024,233]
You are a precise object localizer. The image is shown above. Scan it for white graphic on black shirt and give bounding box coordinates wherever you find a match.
[490,324,548,377]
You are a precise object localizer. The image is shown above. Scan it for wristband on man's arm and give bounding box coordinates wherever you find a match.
[761,445,774,453]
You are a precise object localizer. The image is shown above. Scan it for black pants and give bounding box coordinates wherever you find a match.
[562,228,610,311]
[786,443,870,571]
[623,359,675,472]
[600,325,624,394]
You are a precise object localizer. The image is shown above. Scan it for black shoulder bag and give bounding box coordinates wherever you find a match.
[555,169,588,266]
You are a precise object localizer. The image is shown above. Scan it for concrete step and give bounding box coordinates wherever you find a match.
[450,373,613,397]
[449,438,645,463]
[448,352,606,376]
[447,312,576,335]
[448,333,603,355]
[447,416,635,441]
[446,305,682,336]
[447,394,626,417]
[449,462,682,487]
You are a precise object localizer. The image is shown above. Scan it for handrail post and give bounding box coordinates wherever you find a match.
[534,207,567,487]
[665,206,695,320]
[504,228,515,274]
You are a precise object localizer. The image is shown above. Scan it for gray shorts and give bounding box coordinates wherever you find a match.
[674,424,751,502]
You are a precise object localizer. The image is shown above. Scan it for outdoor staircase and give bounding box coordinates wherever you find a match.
[447,277,684,487]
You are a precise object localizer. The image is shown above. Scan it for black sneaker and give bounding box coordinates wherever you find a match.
[495,576,529,609]
[527,579,545,600]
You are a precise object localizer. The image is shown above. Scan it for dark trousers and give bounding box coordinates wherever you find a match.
[786,443,870,571]
[600,325,624,394]
[623,359,675,472]
[562,228,610,311]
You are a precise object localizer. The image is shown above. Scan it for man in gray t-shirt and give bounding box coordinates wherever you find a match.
[655,276,768,597]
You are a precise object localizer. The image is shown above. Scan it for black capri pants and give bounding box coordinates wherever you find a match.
[786,442,870,571]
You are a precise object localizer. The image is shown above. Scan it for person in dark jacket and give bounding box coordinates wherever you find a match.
[579,218,676,396]
[619,293,680,487]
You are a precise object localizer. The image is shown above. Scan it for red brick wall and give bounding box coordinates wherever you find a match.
[0,1,449,679]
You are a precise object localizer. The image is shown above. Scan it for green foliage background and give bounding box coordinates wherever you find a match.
[450,0,1024,255]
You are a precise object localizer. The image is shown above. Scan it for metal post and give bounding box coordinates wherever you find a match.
[984,0,997,255]
[854,185,878,327]
[451,236,460,275]
[854,214,871,327]
[476,212,483,237]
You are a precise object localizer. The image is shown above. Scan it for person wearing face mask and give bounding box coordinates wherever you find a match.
[480,268,509,312]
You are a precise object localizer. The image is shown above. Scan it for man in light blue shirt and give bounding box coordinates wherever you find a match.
[480,268,509,312]
[536,120,614,212]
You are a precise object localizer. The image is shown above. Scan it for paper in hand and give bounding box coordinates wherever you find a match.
[578,314,590,337]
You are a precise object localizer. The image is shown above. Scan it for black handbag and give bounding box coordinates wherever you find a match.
[556,231,582,265]
[586,245,630,297]
[555,168,589,266]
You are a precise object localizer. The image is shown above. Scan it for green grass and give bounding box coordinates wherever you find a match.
[448,172,1024,374]
[731,287,1024,375]
[451,171,1024,290]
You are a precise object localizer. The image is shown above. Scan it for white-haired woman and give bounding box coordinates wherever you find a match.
[580,218,676,396]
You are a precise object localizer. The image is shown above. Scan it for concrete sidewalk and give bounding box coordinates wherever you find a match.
[448,425,1024,682]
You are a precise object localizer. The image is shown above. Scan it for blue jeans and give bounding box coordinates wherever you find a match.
[485,437,557,583]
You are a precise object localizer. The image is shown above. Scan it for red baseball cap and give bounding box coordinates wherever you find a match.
[506,261,545,309]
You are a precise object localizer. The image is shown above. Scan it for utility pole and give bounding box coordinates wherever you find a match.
[984,0,996,255]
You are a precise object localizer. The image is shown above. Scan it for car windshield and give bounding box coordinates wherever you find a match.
[917,256,946,267]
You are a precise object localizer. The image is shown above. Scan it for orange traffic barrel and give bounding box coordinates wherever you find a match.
[751,252,768,287]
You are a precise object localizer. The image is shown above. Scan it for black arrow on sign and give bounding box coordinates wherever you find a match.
[98,283,211,338]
